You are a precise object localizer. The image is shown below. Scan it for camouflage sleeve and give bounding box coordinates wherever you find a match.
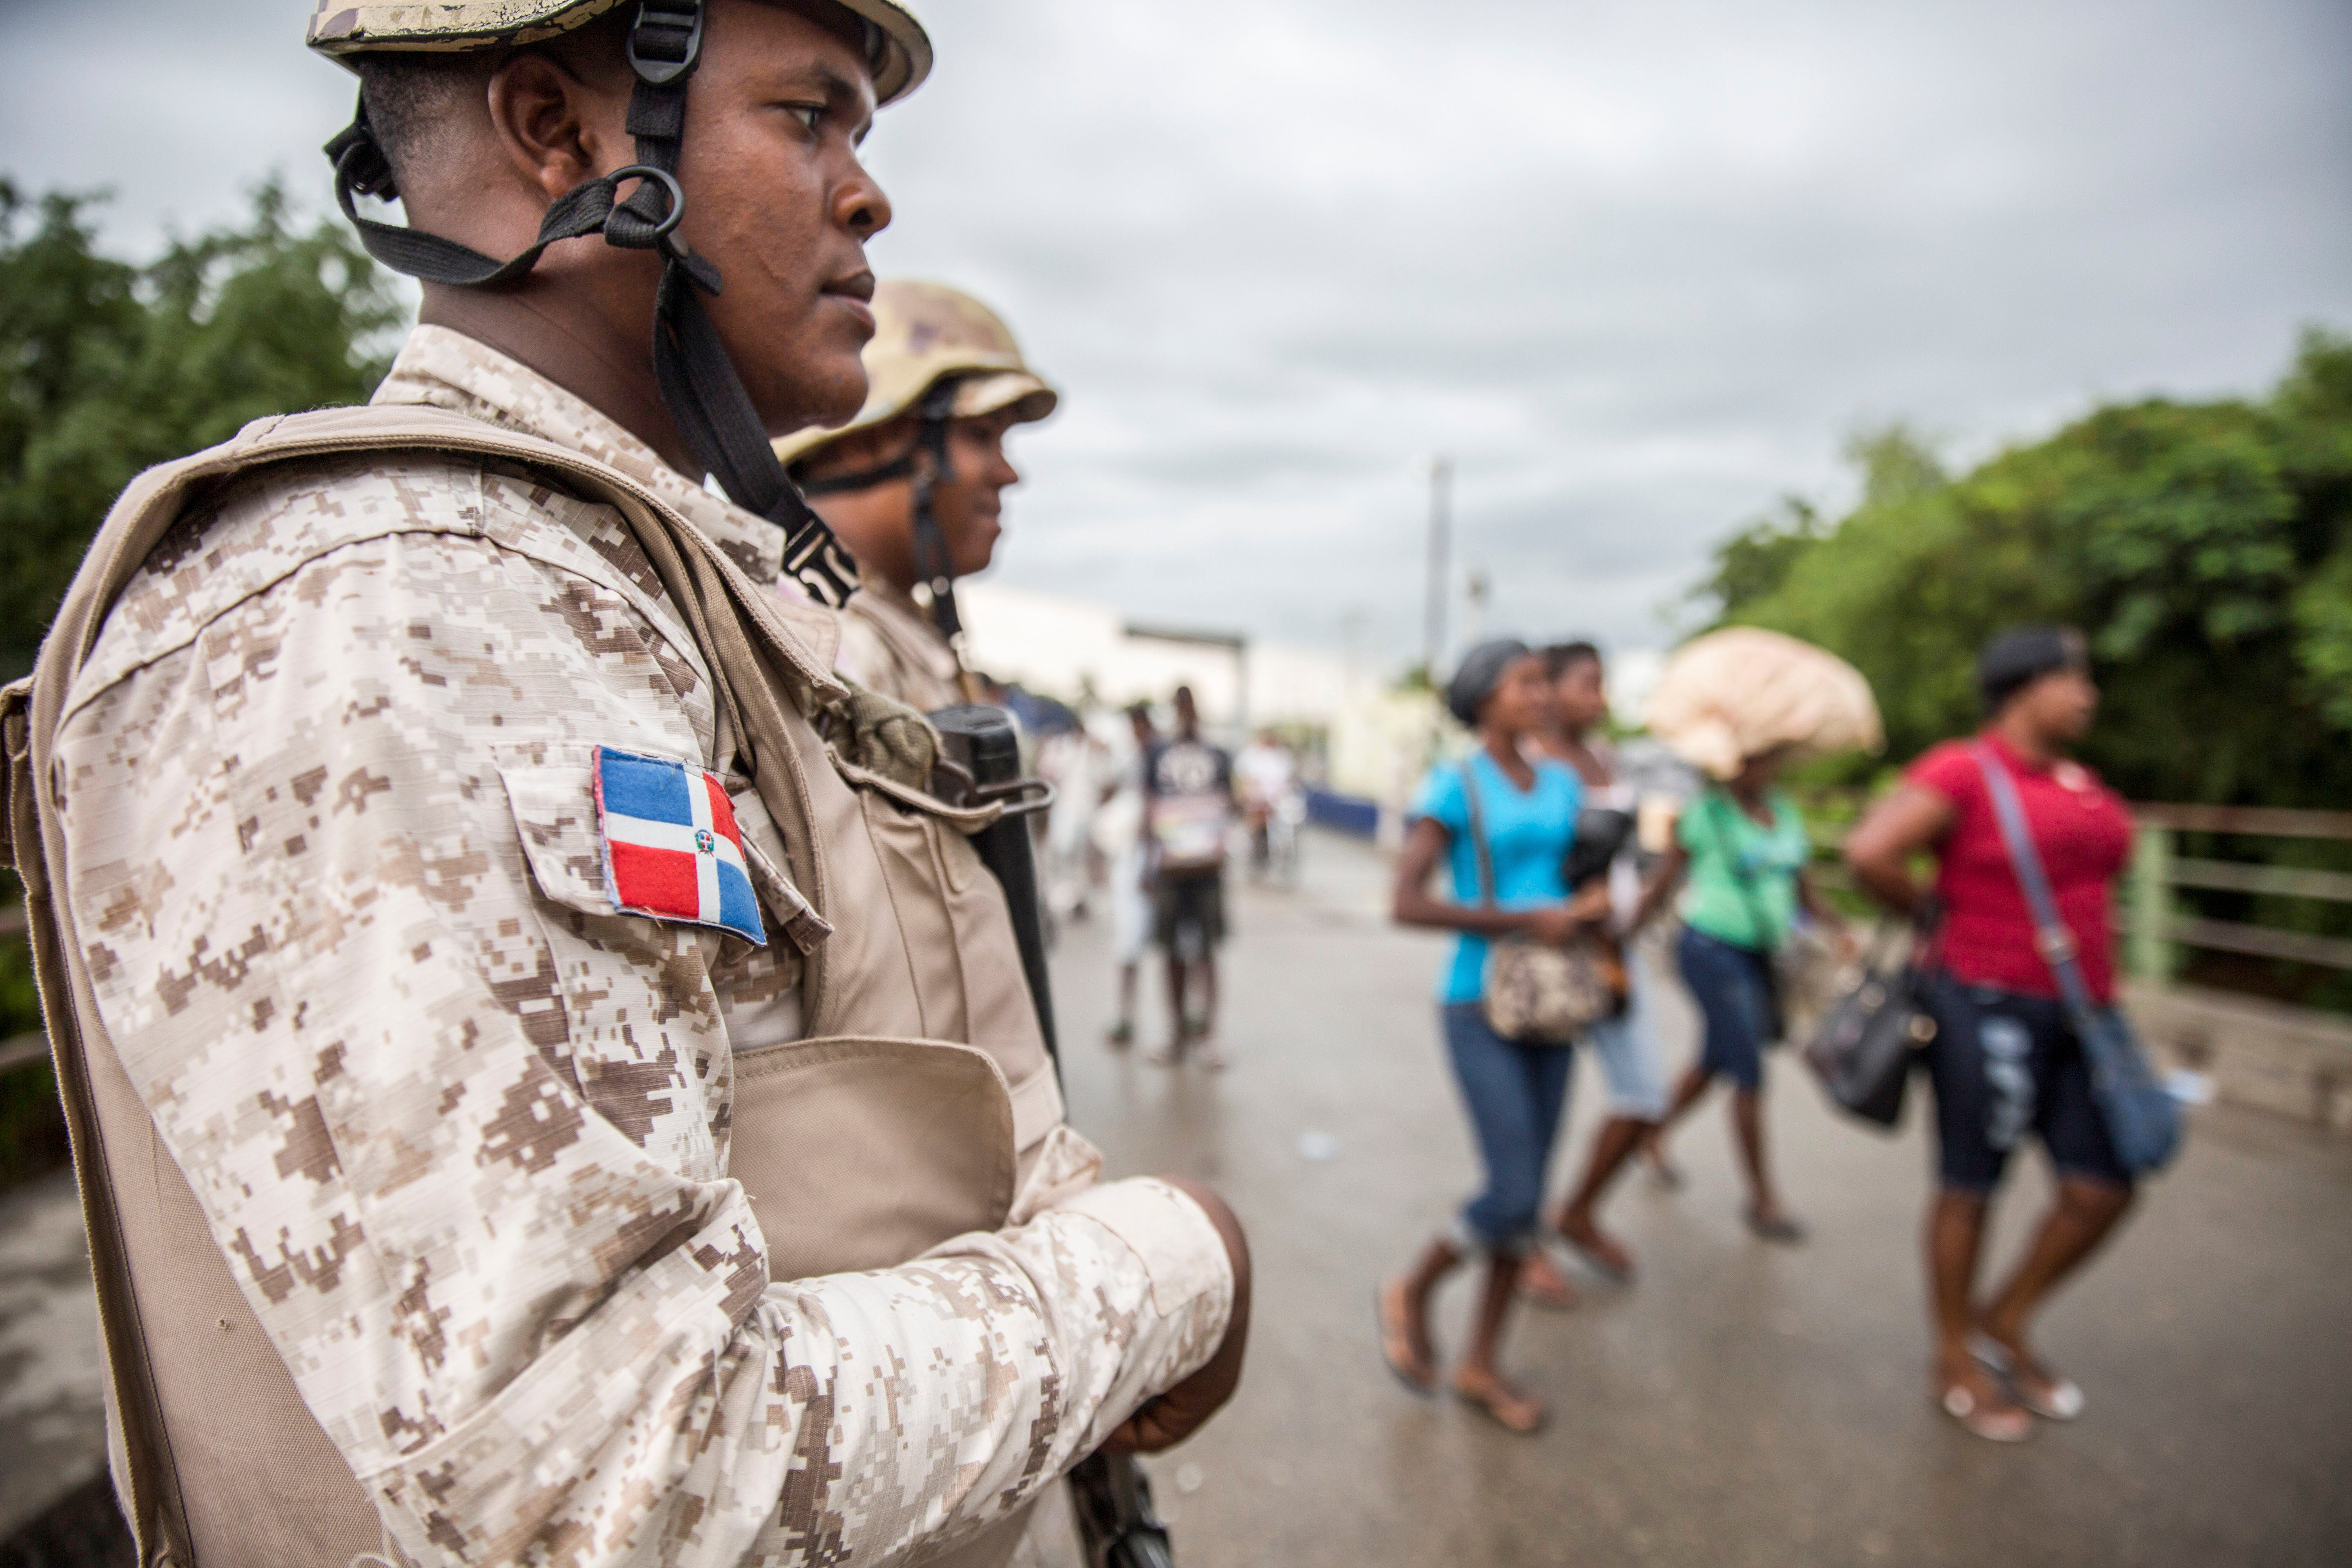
[57,514,1230,1567]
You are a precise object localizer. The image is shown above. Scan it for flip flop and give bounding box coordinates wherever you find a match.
[1970,1334,2086,1421]
[1744,1208,1807,1245]
[1552,1216,1634,1284]
[1452,1372,1548,1434]
[1938,1380,2034,1443]
[1375,1283,1437,1397]
[1517,1250,1579,1310]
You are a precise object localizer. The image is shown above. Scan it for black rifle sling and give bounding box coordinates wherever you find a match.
[321,0,862,607]
[905,380,966,641]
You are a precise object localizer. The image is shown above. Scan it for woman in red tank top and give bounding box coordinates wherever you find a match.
[1846,627,2140,1445]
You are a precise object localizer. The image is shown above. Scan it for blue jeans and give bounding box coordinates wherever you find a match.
[1441,1002,1575,1249]
[1677,925,1775,1092]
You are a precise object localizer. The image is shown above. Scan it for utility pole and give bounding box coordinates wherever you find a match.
[1423,456,1452,682]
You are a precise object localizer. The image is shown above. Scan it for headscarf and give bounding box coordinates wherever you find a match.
[1446,638,1531,726]
[1978,625,2087,715]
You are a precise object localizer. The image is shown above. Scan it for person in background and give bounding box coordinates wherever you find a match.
[1144,687,1237,1066]
[1234,727,1299,875]
[1844,626,2138,1443]
[1101,702,1159,1048]
[1636,746,1849,1243]
[1518,641,1670,1303]
[1378,640,1607,1433]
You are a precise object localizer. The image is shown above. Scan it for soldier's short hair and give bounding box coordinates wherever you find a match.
[346,7,633,190]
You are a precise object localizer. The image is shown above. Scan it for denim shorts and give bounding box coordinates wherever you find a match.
[1676,925,1775,1091]
[1583,969,1667,1120]
[1441,1002,1575,1250]
[1924,977,2132,1194]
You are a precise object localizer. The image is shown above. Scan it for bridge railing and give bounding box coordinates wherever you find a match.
[1794,791,2352,1007]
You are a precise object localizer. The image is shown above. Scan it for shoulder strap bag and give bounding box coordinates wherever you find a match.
[1971,744,2180,1175]
[1461,759,1617,1045]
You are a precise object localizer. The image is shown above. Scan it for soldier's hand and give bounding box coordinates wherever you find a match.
[1105,1178,1250,1454]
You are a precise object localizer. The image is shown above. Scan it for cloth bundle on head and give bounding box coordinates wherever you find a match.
[1644,627,1882,781]
[1447,638,1531,726]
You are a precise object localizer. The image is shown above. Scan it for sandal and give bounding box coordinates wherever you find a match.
[1553,1210,1634,1284]
[1971,1334,2086,1422]
[1376,1281,1437,1396]
[1744,1207,1807,1245]
[1452,1369,1548,1434]
[1517,1250,1579,1310]
[1937,1379,2034,1443]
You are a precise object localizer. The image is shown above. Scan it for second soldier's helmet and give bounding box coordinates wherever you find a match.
[774,281,1058,474]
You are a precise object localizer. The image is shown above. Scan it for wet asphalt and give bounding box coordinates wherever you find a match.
[1026,829,2352,1568]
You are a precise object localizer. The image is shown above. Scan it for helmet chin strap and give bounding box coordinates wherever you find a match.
[792,379,973,649]
[323,0,865,608]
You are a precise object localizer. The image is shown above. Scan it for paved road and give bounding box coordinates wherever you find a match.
[5,828,2347,1564]
[1025,829,2352,1568]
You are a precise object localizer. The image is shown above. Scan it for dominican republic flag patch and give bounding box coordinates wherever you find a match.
[593,747,766,945]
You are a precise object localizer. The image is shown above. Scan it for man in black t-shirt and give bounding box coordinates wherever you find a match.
[1142,686,1236,1067]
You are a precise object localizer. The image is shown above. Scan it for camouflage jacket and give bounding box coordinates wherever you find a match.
[52,326,1232,1566]
[836,578,968,713]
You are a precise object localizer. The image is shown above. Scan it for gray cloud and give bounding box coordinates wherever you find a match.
[5,0,2347,668]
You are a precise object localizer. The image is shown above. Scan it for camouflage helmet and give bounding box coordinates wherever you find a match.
[774,280,1058,470]
[306,0,931,104]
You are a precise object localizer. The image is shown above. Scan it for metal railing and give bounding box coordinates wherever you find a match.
[2128,805,2352,982]
[1794,792,2352,996]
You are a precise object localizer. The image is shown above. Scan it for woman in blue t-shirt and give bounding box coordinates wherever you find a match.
[1376,639,1607,1434]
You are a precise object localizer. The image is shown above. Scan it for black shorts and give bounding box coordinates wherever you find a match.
[1153,868,1226,953]
[1923,976,2132,1195]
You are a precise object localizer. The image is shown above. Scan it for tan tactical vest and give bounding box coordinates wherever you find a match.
[0,405,1060,1568]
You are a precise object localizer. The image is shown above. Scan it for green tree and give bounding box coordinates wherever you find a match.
[0,179,401,680]
[1713,332,2352,809]
[1703,331,2352,1006]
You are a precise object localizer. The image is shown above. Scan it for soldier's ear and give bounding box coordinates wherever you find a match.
[485,50,618,201]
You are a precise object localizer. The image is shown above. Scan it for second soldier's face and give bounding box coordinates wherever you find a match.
[933,411,1023,575]
[677,0,891,433]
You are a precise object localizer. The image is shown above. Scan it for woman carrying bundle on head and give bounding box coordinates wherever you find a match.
[1635,628,1877,1243]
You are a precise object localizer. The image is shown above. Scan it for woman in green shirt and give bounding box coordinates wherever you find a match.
[1634,747,1849,1241]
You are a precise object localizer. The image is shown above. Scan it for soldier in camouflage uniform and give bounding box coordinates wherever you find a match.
[3,3,1248,1565]
[775,281,1059,712]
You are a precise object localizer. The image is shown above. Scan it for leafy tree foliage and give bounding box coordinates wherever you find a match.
[0,180,401,681]
[1701,332,2352,812]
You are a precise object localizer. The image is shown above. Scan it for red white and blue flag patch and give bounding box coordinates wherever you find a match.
[593,746,766,945]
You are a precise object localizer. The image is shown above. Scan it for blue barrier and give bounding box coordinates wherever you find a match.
[1305,787,1381,839]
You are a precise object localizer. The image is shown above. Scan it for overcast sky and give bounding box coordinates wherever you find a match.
[5,0,2349,670]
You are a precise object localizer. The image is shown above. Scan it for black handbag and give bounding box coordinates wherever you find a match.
[1802,914,1936,1128]
[1562,806,1635,891]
